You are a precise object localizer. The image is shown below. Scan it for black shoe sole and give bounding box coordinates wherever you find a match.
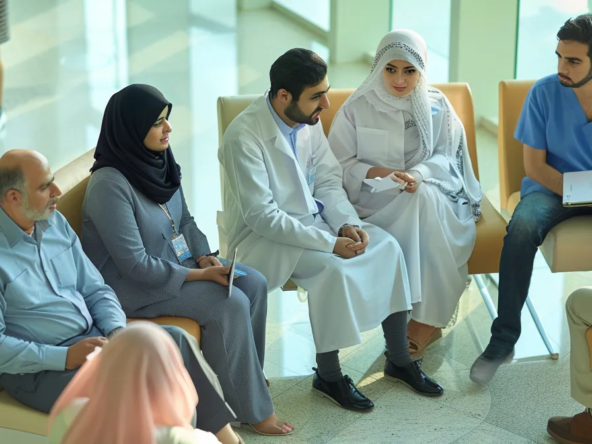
[312,387,374,412]
[383,373,444,398]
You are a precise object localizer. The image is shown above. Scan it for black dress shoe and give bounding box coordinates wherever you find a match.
[312,368,374,411]
[383,353,444,397]
[470,345,514,385]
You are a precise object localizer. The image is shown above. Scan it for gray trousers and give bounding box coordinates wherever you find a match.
[0,325,235,434]
[130,263,273,424]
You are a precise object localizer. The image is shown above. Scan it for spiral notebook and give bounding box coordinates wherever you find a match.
[563,171,592,207]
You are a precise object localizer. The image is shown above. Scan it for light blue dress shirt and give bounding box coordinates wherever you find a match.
[516,74,592,198]
[0,207,126,374]
[266,93,324,214]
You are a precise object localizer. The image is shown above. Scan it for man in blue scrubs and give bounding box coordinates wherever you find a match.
[471,14,592,387]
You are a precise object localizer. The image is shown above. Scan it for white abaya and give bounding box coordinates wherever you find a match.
[328,30,482,327]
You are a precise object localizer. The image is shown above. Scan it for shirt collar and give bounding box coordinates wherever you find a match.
[266,92,306,139]
[0,205,52,248]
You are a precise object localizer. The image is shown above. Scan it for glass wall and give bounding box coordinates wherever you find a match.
[516,0,589,79]
[273,0,330,32]
[391,0,451,83]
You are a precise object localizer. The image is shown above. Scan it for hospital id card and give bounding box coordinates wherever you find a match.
[172,234,192,262]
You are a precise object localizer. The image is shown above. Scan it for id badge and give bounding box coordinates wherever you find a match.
[307,166,317,185]
[172,234,192,262]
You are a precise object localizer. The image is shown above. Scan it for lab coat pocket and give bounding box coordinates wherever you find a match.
[4,269,40,309]
[356,127,389,165]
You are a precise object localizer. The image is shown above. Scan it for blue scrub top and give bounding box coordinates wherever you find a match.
[515,74,592,197]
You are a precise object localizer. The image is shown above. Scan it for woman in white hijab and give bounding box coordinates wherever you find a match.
[329,30,482,357]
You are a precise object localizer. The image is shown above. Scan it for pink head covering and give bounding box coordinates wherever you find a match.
[48,322,198,444]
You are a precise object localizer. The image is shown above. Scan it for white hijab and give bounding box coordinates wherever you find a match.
[338,30,482,220]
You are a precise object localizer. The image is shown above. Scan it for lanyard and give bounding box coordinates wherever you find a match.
[159,204,178,236]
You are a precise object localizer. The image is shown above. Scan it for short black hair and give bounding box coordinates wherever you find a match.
[269,48,327,101]
[557,13,592,60]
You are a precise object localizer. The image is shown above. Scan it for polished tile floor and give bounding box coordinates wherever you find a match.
[0,1,588,443]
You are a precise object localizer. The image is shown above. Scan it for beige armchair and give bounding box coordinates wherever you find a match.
[216,84,508,312]
[0,149,200,436]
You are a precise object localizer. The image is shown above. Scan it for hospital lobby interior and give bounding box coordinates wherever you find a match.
[0,1,592,443]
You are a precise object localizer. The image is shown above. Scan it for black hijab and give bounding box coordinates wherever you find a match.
[91,84,181,204]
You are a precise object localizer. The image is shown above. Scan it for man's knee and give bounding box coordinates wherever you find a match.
[506,210,543,244]
[0,371,73,413]
[567,287,592,318]
[507,193,563,244]
[366,225,404,257]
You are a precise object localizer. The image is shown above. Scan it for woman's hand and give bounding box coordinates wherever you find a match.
[197,256,223,268]
[390,171,415,191]
[403,181,419,193]
[187,266,232,286]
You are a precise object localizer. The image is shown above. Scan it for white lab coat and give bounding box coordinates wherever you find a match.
[218,95,411,352]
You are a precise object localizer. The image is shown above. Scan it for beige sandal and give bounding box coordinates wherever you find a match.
[249,424,295,437]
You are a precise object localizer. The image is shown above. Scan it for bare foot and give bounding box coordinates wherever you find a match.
[251,413,294,435]
[215,424,241,444]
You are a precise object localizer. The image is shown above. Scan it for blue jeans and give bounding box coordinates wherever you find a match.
[490,192,592,351]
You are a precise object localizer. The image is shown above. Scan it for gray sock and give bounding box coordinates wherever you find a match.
[316,350,343,382]
[382,311,413,367]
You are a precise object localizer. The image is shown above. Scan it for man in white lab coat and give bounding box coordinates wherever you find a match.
[219,49,443,410]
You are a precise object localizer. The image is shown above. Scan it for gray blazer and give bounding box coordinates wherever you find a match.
[81,167,211,313]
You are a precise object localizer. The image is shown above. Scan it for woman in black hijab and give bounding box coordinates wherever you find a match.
[81,85,294,437]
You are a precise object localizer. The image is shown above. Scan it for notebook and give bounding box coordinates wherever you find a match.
[226,248,238,298]
[563,171,592,207]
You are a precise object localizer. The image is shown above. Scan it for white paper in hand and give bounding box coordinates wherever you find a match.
[363,177,402,193]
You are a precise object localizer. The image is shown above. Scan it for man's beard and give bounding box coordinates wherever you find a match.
[559,67,592,89]
[21,195,58,221]
[285,101,322,125]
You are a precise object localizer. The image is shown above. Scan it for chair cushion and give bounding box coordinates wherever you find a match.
[540,216,592,273]
[0,391,48,436]
[127,316,201,343]
[507,191,521,215]
[509,194,592,272]
[467,196,507,275]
